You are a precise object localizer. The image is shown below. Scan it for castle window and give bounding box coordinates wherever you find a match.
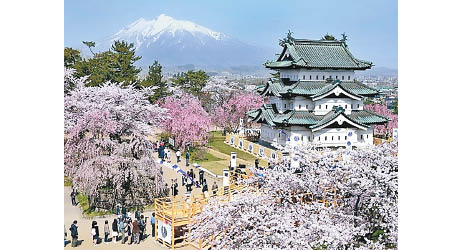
[306,105,309,109]
[309,75,312,80]
[325,105,328,109]
[299,104,301,109]
[325,136,327,141]
[318,137,320,141]
[303,75,305,80]
[319,105,321,109]
[323,76,325,80]
[301,136,303,141]
[284,104,287,108]
[348,76,351,80]
[367,134,369,139]
[308,136,311,141]
[345,105,347,109]
[361,135,363,140]
[336,76,338,79]
[342,76,344,80]
[331,136,334,141]
[345,136,347,140]
[316,75,318,80]
[357,104,360,108]
[351,104,353,109]
[338,136,341,140]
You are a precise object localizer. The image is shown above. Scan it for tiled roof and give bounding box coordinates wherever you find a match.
[350,110,391,124]
[260,78,378,98]
[248,106,389,129]
[265,39,372,70]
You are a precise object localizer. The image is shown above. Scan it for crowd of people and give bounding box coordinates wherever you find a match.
[65,210,156,247]
[65,140,224,248]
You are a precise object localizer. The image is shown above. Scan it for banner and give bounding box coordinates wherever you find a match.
[157,220,171,243]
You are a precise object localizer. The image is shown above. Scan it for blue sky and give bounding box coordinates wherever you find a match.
[65,0,397,68]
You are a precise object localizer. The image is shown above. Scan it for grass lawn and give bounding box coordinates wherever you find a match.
[64,176,73,187]
[195,160,229,175]
[207,131,268,167]
[191,150,223,162]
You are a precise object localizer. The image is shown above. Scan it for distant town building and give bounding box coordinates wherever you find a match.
[248,38,389,148]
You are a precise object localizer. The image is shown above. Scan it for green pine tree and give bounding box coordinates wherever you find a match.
[139,60,168,102]
[110,40,142,86]
[173,70,209,96]
[64,47,82,67]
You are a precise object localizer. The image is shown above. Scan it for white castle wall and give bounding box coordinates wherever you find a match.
[280,69,355,82]
[261,125,374,148]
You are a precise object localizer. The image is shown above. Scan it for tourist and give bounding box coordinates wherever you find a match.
[181,174,185,186]
[185,151,190,166]
[91,221,99,245]
[71,189,76,206]
[121,206,127,219]
[112,218,118,243]
[255,158,259,169]
[199,169,204,184]
[119,218,126,244]
[164,148,168,160]
[116,203,121,215]
[132,218,140,244]
[64,225,67,247]
[104,220,110,244]
[167,150,171,163]
[151,213,155,237]
[135,208,140,220]
[176,150,181,162]
[139,214,146,242]
[70,220,78,247]
[212,181,218,196]
[127,218,133,244]
[202,180,209,198]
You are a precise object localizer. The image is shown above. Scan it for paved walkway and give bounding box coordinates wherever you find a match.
[64,139,226,249]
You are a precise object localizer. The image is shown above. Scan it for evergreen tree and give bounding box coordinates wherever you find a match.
[71,40,142,87]
[139,60,168,102]
[64,47,82,67]
[173,70,209,96]
[110,40,142,86]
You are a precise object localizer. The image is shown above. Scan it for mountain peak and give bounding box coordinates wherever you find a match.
[111,14,225,49]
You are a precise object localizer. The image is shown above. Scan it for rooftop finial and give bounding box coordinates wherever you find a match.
[279,30,295,47]
[340,32,348,47]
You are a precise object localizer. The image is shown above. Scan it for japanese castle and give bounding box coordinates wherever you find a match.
[248,36,389,148]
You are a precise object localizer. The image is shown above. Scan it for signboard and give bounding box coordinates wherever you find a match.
[291,154,300,169]
[230,152,237,169]
[168,137,175,147]
[157,220,171,243]
[392,128,398,140]
[223,169,230,187]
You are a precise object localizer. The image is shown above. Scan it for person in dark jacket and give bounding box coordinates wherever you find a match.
[139,214,146,242]
[135,208,140,220]
[185,152,190,166]
[199,169,204,184]
[70,220,78,247]
[121,206,127,219]
[71,189,76,206]
[112,218,119,243]
[92,221,99,245]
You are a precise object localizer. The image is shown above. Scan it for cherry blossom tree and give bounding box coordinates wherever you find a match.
[64,68,167,208]
[200,76,240,113]
[364,103,398,138]
[213,92,266,132]
[188,142,398,249]
[159,93,212,150]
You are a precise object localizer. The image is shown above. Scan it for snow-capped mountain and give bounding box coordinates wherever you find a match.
[100,14,276,68]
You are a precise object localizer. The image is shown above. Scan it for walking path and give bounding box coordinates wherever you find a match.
[64,138,227,249]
